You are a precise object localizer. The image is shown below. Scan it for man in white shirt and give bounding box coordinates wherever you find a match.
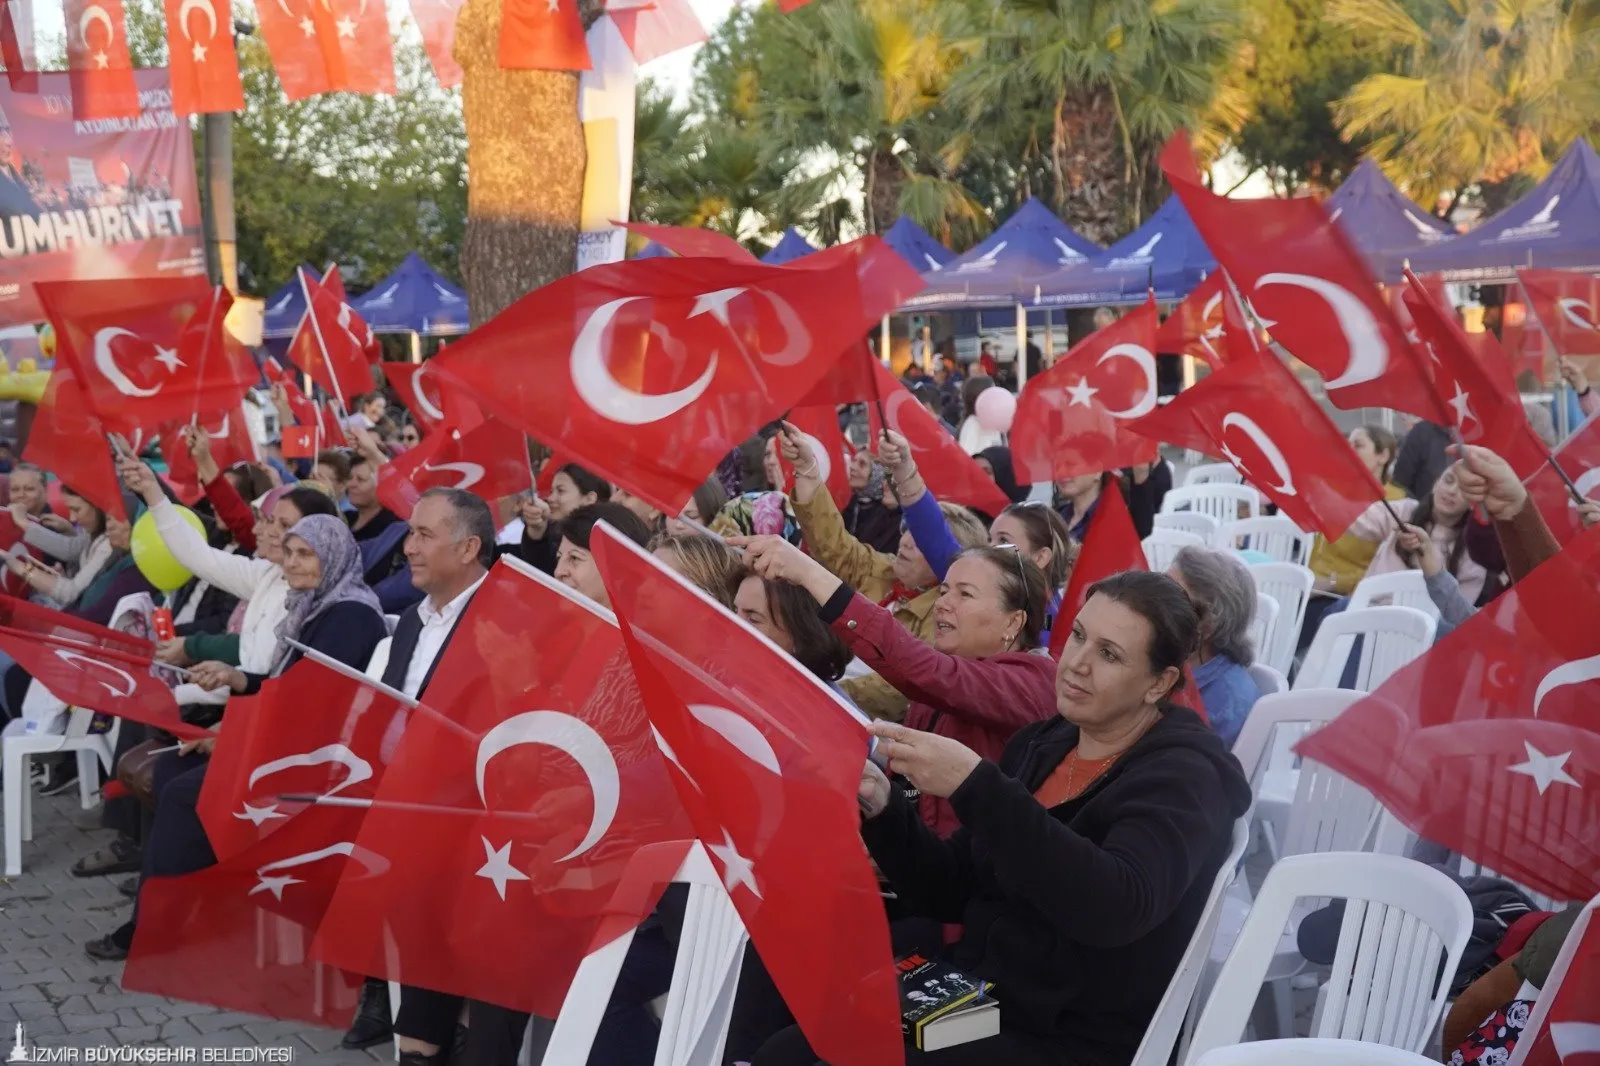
[341,487,492,1058]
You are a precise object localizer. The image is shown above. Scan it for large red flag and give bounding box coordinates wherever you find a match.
[382,361,453,431]
[64,0,138,118]
[285,267,375,406]
[1516,900,1600,1066]
[22,368,126,521]
[1402,268,1548,478]
[1154,272,1259,369]
[864,359,1011,516]
[0,596,207,738]
[1160,133,1448,423]
[375,416,533,517]
[608,0,705,64]
[1129,347,1385,540]
[617,221,754,262]
[253,0,394,100]
[159,408,259,505]
[1297,525,1600,904]
[427,238,924,515]
[1529,414,1600,546]
[1049,486,1146,659]
[197,657,409,864]
[1518,268,1600,359]
[1,0,38,92]
[1011,298,1162,484]
[499,0,589,69]
[38,280,254,437]
[163,0,244,114]
[798,341,878,406]
[782,406,852,510]
[409,0,463,87]
[312,559,693,1017]
[592,525,901,1066]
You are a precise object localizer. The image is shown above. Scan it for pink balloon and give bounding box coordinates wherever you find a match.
[973,385,1017,433]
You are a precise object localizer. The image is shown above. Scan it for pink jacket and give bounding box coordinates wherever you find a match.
[831,592,1057,837]
[1349,497,1488,605]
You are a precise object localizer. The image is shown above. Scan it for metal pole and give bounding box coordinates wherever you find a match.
[200,113,237,292]
[879,314,891,368]
[410,331,422,365]
[1015,303,1027,388]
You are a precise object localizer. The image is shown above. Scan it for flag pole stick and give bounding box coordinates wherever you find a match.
[1511,277,1588,503]
[864,353,903,508]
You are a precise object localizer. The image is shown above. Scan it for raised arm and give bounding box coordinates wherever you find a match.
[118,458,268,601]
[878,429,961,582]
[1452,444,1564,583]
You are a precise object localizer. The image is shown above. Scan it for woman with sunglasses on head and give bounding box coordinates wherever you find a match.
[878,430,1078,645]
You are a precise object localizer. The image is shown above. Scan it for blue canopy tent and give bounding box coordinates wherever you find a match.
[882,215,954,273]
[262,263,317,340]
[761,228,817,264]
[1026,196,1214,308]
[1325,159,1453,281]
[351,252,469,338]
[1401,140,1600,282]
[632,241,673,259]
[902,197,1101,311]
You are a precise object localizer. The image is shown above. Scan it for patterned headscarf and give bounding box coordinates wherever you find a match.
[269,513,380,676]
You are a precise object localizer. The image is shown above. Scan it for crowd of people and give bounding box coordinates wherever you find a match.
[0,337,1595,1066]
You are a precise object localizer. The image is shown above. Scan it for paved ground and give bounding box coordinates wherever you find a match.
[0,787,388,1064]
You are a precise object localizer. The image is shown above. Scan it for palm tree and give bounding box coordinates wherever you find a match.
[1330,0,1600,214]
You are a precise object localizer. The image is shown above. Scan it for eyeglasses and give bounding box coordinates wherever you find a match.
[998,542,1028,588]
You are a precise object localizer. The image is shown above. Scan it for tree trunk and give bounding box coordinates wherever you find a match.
[867,147,902,233]
[1055,88,1124,244]
[455,0,604,327]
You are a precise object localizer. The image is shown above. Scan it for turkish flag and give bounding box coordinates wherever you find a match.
[285,268,376,405]
[253,0,395,99]
[0,0,38,92]
[1402,269,1549,479]
[317,401,345,451]
[1516,903,1600,1066]
[382,361,454,431]
[197,657,407,864]
[22,368,126,522]
[1529,414,1600,546]
[319,265,382,365]
[1011,297,1162,484]
[264,357,328,448]
[591,526,901,1066]
[0,512,34,597]
[782,406,852,510]
[1160,133,1447,424]
[312,559,693,1017]
[798,341,877,406]
[0,596,206,739]
[159,408,259,505]
[124,802,369,1027]
[1129,346,1384,540]
[280,426,316,459]
[1154,272,1259,368]
[376,416,533,518]
[607,0,705,64]
[499,0,589,69]
[1296,525,1600,904]
[1518,268,1600,359]
[426,237,924,515]
[64,0,138,118]
[163,0,243,114]
[617,221,753,262]
[37,279,254,437]
[864,359,1011,516]
[409,0,462,87]
[1049,486,1146,659]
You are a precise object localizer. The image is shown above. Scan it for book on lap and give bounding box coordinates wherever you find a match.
[897,953,1000,1050]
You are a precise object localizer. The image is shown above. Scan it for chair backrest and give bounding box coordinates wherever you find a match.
[1154,512,1222,541]
[1215,516,1313,567]
[1294,606,1436,693]
[1245,563,1316,677]
[1231,689,1362,782]
[1194,1038,1449,1065]
[1245,662,1286,697]
[1144,529,1207,573]
[1247,594,1280,667]
[1162,485,1263,524]
[1129,816,1253,1066]
[1186,852,1473,1064]
[1185,463,1244,487]
[1347,571,1440,620]
[1507,893,1599,1066]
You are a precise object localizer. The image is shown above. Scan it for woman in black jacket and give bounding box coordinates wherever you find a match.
[754,571,1253,1066]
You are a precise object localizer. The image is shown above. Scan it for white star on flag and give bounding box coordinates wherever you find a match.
[192,42,207,61]
[1447,381,1477,431]
[154,346,184,373]
[708,828,761,898]
[234,802,286,827]
[688,288,744,327]
[335,16,355,36]
[1507,741,1580,795]
[475,837,530,900]
[93,50,109,69]
[249,874,303,901]
[299,16,315,35]
[1065,377,1099,408]
[546,0,559,10]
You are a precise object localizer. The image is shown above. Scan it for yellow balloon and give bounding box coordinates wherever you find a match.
[37,322,54,360]
[131,506,207,592]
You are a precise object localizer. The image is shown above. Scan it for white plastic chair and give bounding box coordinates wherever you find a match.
[1195,1038,1445,1065]
[1185,463,1244,487]
[1246,563,1316,678]
[4,709,119,876]
[1144,529,1207,573]
[1508,893,1598,1066]
[1216,517,1313,567]
[1247,594,1280,669]
[1245,662,1286,697]
[1294,607,1436,693]
[1187,852,1473,1064]
[1129,816,1253,1066]
[1162,485,1263,524]
[1347,571,1440,621]
[1154,512,1221,541]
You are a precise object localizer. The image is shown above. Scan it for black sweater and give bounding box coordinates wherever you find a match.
[860,708,1252,1066]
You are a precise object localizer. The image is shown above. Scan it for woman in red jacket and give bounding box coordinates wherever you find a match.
[734,534,1057,839]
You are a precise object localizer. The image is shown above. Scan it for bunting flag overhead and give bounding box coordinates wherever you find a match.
[162,0,244,114]
[409,0,463,87]
[499,0,590,70]
[253,0,396,99]
[0,0,38,92]
[64,0,140,119]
